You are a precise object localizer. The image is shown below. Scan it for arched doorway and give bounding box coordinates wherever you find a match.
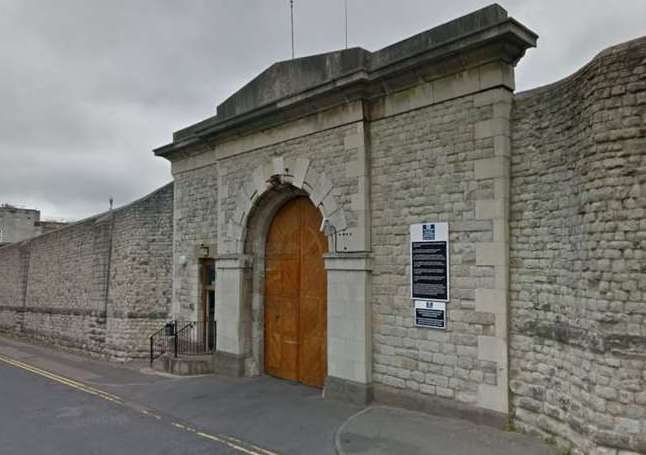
[264,196,328,388]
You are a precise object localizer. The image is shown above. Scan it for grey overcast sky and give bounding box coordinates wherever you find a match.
[1,1,645,220]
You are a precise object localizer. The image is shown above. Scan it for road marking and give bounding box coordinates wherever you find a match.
[0,353,280,455]
[141,409,162,420]
[195,431,267,455]
[0,354,123,403]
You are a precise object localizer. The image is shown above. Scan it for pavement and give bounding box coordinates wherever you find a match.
[0,334,556,455]
[336,406,556,455]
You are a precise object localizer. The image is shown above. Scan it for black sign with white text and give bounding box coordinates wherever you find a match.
[411,241,448,300]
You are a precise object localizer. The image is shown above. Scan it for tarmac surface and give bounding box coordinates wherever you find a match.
[0,362,221,454]
[0,335,556,455]
[336,406,556,455]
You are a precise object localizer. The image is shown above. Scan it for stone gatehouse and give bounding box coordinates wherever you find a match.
[1,4,645,454]
[156,2,537,413]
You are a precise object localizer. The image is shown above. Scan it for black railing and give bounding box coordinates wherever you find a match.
[149,323,170,364]
[175,320,217,357]
[150,320,217,365]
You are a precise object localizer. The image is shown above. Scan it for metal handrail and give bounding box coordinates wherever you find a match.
[149,320,217,364]
[174,320,217,357]
[149,323,171,364]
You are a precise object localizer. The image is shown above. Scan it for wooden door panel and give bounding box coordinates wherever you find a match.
[298,294,325,387]
[265,198,299,382]
[298,200,328,387]
[264,197,328,388]
[265,265,299,297]
[264,299,281,375]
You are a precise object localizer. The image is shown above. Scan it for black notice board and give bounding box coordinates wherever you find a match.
[415,305,446,329]
[411,241,448,300]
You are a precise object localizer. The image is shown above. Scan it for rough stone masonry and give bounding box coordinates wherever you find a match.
[0,4,644,454]
[0,184,173,360]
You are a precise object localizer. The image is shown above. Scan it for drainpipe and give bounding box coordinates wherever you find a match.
[20,242,31,333]
[103,198,115,323]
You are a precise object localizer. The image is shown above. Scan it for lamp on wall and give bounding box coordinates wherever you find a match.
[199,244,210,258]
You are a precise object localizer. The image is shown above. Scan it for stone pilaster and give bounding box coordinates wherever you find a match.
[473,87,512,414]
[213,253,253,376]
[324,252,373,404]
[341,116,370,252]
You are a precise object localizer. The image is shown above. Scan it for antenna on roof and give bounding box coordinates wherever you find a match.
[290,0,295,59]
[344,0,348,49]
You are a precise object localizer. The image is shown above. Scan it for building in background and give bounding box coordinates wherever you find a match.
[0,204,68,245]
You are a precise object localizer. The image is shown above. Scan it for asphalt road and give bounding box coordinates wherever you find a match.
[0,340,356,455]
[0,360,256,455]
[0,337,556,455]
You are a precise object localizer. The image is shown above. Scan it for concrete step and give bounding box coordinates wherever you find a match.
[152,353,215,376]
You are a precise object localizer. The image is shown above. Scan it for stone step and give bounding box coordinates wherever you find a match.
[152,353,215,376]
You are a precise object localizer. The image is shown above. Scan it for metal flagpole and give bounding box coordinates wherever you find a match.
[345,0,348,49]
[290,0,295,59]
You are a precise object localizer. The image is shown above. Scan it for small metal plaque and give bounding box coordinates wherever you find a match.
[414,300,446,329]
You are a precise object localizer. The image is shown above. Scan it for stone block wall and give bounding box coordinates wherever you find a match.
[510,37,646,454]
[0,243,28,330]
[172,155,219,319]
[24,209,112,311]
[0,183,173,360]
[170,103,368,322]
[106,183,174,359]
[369,82,512,417]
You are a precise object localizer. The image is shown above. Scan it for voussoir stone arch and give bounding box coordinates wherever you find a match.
[221,156,348,254]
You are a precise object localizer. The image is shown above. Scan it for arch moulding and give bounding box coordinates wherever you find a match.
[220,156,349,255]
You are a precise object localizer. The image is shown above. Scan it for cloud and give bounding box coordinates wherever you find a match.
[0,0,644,219]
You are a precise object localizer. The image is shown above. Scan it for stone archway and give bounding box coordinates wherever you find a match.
[213,156,372,404]
[220,156,348,256]
[241,184,309,377]
[214,157,349,378]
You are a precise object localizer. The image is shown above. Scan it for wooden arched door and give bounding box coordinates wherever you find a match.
[264,197,328,388]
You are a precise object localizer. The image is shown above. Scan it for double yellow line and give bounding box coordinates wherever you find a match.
[0,353,279,455]
[0,353,124,404]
